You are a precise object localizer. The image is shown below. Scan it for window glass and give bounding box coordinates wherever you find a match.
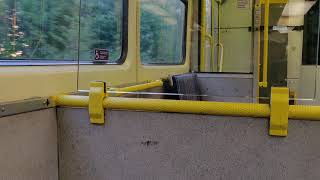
[140,0,186,64]
[302,1,319,65]
[79,0,123,62]
[0,0,124,63]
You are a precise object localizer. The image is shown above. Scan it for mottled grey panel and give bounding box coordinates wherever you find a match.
[197,73,254,102]
[58,108,320,180]
[0,108,58,180]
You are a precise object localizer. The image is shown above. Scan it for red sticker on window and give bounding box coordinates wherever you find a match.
[94,49,109,62]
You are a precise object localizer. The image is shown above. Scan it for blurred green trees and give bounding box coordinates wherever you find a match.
[0,0,185,64]
[140,0,185,64]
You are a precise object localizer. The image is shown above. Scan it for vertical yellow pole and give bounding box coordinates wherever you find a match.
[218,3,221,49]
[211,0,215,71]
[256,3,261,100]
[260,0,269,88]
[136,0,140,83]
[200,0,207,72]
[218,2,222,72]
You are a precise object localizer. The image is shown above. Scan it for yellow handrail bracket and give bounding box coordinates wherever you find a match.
[270,87,289,137]
[89,81,107,124]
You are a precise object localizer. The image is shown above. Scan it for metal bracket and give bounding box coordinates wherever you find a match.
[89,81,106,124]
[260,0,288,4]
[0,98,54,118]
[270,87,289,137]
[259,82,268,88]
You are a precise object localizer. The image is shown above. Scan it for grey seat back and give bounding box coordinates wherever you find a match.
[172,73,201,100]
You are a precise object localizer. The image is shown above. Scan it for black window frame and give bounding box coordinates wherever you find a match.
[140,0,188,66]
[0,0,128,66]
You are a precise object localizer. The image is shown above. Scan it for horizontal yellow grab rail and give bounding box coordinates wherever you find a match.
[110,80,163,94]
[55,95,270,117]
[104,97,270,117]
[54,95,320,121]
[78,80,164,95]
[54,95,89,107]
[289,105,320,121]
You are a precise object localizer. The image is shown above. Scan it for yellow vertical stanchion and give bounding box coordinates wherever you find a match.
[211,0,215,71]
[200,0,207,72]
[255,2,262,101]
[259,0,269,88]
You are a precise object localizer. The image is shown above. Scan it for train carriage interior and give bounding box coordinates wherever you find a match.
[1,0,320,179]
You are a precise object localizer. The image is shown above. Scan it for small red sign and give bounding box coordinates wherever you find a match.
[94,49,109,62]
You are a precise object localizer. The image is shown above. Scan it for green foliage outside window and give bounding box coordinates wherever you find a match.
[140,0,186,64]
[0,0,186,64]
[0,0,123,62]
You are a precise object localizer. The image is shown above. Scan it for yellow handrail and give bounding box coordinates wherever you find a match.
[217,43,224,72]
[259,0,270,88]
[211,0,215,71]
[289,106,320,121]
[205,34,214,71]
[200,0,217,72]
[255,4,262,100]
[110,80,163,96]
[55,95,270,117]
[105,97,270,117]
[76,80,164,97]
[54,95,320,121]
[216,0,224,72]
[53,85,320,137]
[200,0,207,72]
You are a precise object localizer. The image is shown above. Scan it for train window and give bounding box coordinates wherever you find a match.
[0,0,126,64]
[79,0,126,63]
[140,0,186,65]
[302,1,319,65]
